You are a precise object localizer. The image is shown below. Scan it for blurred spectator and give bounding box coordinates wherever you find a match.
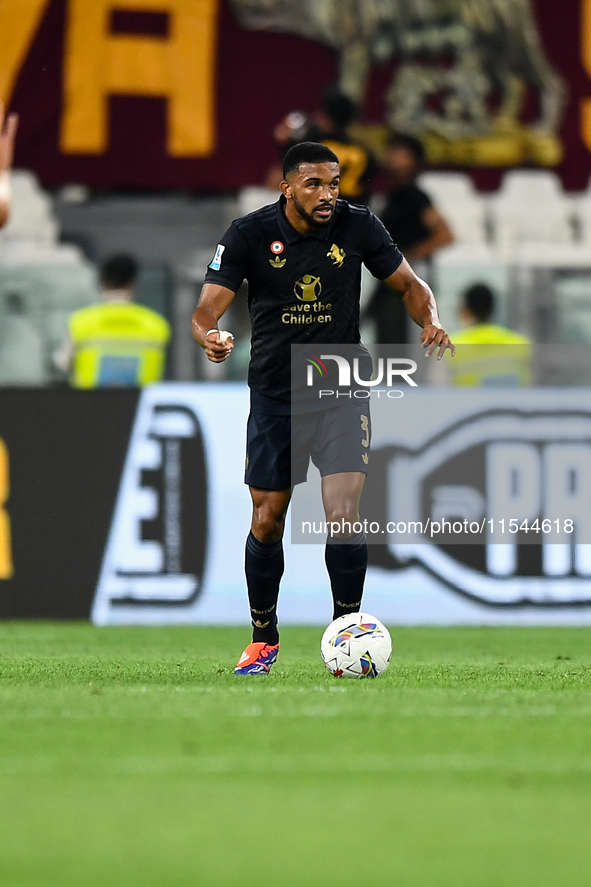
[54,254,171,388]
[450,283,532,386]
[454,283,531,345]
[0,101,18,228]
[366,133,454,343]
[313,85,377,205]
[265,85,376,204]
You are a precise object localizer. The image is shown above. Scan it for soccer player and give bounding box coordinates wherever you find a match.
[0,101,19,228]
[192,141,454,675]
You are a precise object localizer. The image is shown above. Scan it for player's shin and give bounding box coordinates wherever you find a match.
[245,531,283,644]
[325,530,368,620]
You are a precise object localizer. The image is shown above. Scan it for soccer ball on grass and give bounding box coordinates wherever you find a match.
[320,612,392,678]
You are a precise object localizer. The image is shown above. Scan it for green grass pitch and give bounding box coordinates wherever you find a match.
[1,623,591,886]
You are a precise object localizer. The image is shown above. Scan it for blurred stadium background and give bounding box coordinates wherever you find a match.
[3,0,591,624]
[4,9,591,886]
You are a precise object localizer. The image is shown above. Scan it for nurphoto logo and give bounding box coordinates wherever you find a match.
[304,351,418,399]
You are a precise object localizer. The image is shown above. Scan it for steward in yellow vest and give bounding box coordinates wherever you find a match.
[450,284,531,387]
[67,254,171,388]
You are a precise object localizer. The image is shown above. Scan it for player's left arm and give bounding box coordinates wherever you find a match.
[0,102,18,228]
[382,258,455,359]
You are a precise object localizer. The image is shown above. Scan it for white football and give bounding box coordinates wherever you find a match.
[320,612,392,678]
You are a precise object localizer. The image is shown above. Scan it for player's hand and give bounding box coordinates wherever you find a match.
[204,330,234,363]
[421,324,455,359]
[0,102,18,174]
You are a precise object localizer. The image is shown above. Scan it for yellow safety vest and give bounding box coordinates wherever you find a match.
[450,324,532,387]
[68,302,171,389]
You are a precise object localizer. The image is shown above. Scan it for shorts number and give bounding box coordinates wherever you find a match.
[0,438,13,579]
[360,415,370,447]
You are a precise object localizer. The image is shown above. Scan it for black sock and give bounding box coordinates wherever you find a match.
[325,532,368,620]
[245,531,283,644]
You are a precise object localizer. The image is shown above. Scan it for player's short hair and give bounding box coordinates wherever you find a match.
[387,132,426,165]
[100,253,139,290]
[463,283,495,323]
[282,141,340,179]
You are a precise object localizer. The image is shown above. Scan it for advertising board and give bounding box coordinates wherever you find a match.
[3,383,591,625]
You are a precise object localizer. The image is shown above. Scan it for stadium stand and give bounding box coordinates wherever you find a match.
[0,169,58,246]
[54,193,238,381]
[570,175,591,247]
[488,170,574,263]
[0,290,45,385]
[415,170,591,270]
[411,169,591,339]
[238,186,279,217]
[5,163,591,388]
[417,172,492,254]
[0,170,97,385]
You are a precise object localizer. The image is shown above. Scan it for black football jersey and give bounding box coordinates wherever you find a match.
[204,196,403,407]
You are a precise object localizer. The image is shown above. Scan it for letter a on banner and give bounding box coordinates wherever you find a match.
[61,0,218,156]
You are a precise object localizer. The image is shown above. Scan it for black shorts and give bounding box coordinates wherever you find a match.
[245,401,371,490]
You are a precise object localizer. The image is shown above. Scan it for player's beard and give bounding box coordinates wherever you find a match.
[292,192,333,228]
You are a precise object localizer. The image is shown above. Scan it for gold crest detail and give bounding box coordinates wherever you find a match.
[269,256,286,268]
[327,243,346,266]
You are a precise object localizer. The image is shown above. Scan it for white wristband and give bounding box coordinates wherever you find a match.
[0,171,11,202]
[205,328,233,344]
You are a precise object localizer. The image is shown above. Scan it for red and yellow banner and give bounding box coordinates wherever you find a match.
[1,0,590,190]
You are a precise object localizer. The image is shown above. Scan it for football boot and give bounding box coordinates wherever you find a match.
[234,641,279,675]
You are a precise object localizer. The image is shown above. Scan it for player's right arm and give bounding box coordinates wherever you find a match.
[192,283,236,363]
[0,102,18,228]
[194,223,249,361]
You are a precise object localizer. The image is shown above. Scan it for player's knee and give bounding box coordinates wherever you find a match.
[324,504,359,537]
[325,501,358,524]
[252,506,286,543]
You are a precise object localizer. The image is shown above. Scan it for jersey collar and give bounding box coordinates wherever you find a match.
[275,195,339,243]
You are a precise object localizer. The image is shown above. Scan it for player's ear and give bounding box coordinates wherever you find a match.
[280,179,291,199]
